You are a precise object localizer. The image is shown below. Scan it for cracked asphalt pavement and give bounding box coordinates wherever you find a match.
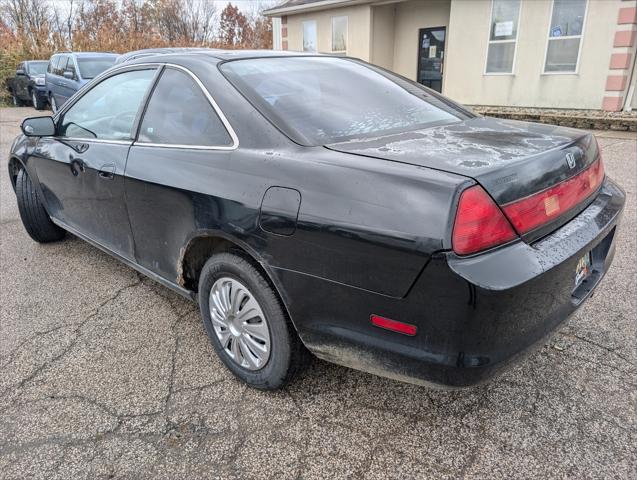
[1,107,636,479]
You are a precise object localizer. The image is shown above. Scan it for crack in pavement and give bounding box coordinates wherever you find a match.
[0,277,143,401]
[558,331,636,367]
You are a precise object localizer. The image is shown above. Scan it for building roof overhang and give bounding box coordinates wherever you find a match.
[263,0,390,17]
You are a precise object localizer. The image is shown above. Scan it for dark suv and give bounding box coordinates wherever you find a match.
[45,52,117,112]
[5,61,49,110]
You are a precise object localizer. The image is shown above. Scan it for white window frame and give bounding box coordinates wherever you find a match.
[542,0,589,75]
[331,15,348,53]
[484,0,522,75]
[302,20,318,53]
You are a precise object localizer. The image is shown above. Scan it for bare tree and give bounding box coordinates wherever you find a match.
[51,0,77,48]
[1,0,53,50]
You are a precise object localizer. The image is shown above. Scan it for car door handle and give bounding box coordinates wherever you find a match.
[98,164,115,180]
[70,158,85,176]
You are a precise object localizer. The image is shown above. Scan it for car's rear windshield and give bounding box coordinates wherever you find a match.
[77,57,116,79]
[28,62,48,75]
[220,56,472,146]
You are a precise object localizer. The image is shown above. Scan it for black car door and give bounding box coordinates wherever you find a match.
[124,66,237,281]
[32,66,158,259]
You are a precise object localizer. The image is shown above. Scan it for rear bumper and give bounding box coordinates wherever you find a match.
[277,177,625,387]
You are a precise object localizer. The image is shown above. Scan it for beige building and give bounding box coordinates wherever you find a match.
[265,0,637,111]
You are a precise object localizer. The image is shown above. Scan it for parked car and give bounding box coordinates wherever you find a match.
[45,52,117,112]
[9,51,625,390]
[5,61,49,110]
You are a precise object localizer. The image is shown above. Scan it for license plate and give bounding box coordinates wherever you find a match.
[574,252,592,288]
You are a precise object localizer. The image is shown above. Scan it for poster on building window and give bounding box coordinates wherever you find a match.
[494,21,513,37]
[429,46,437,58]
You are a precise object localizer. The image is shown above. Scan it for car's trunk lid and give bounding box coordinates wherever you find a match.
[327,117,601,241]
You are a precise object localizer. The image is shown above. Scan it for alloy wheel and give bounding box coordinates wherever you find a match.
[209,277,271,370]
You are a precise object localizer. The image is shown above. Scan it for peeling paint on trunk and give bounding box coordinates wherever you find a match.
[328,116,598,209]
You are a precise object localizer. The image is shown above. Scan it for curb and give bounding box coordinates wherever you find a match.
[471,106,637,132]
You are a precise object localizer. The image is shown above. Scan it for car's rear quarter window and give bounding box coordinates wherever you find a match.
[138,68,233,147]
[77,57,116,79]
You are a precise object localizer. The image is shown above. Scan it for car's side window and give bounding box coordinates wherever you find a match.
[54,57,64,76]
[65,60,77,79]
[59,69,156,141]
[138,68,232,147]
[55,56,68,76]
[47,57,57,74]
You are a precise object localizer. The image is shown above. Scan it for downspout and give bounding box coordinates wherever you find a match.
[622,51,636,111]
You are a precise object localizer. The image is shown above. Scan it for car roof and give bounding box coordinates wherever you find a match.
[125,48,325,66]
[73,52,118,58]
[52,52,118,58]
[115,47,211,64]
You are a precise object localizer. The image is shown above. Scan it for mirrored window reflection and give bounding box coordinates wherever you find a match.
[545,0,587,72]
[303,21,317,52]
[332,16,347,53]
[486,0,521,74]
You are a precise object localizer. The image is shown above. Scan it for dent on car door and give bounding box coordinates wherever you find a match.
[31,67,157,259]
[125,66,238,283]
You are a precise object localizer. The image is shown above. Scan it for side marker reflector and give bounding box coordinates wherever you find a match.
[370,315,417,336]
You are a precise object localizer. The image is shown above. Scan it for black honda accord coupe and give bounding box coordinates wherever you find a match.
[9,50,625,389]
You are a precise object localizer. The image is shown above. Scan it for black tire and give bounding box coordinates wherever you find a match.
[31,90,46,110]
[11,91,25,106]
[198,253,309,390]
[15,168,65,243]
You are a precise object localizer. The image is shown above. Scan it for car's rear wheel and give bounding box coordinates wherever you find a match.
[11,91,24,107]
[198,253,309,389]
[31,90,46,110]
[15,168,65,243]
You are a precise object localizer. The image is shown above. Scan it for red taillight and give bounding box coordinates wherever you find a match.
[452,186,517,255]
[371,315,417,336]
[502,157,604,235]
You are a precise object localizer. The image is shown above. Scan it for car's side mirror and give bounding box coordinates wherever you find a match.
[63,71,75,80]
[21,116,56,137]
[16,69,26,76]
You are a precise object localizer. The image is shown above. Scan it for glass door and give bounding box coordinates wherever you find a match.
[417,27,446,93]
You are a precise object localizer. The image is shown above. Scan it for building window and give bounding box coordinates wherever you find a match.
[485,0,521,74]
[332,16,347,53]
[544,0,587,73]
[303,21,317,52]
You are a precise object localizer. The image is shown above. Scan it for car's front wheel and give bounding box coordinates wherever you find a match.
[31,90,46,110]
[15,168,65,243]
[198,253,309,389]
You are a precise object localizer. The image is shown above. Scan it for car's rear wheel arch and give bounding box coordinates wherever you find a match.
[179,232,299,332]
[8,157,25,191]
